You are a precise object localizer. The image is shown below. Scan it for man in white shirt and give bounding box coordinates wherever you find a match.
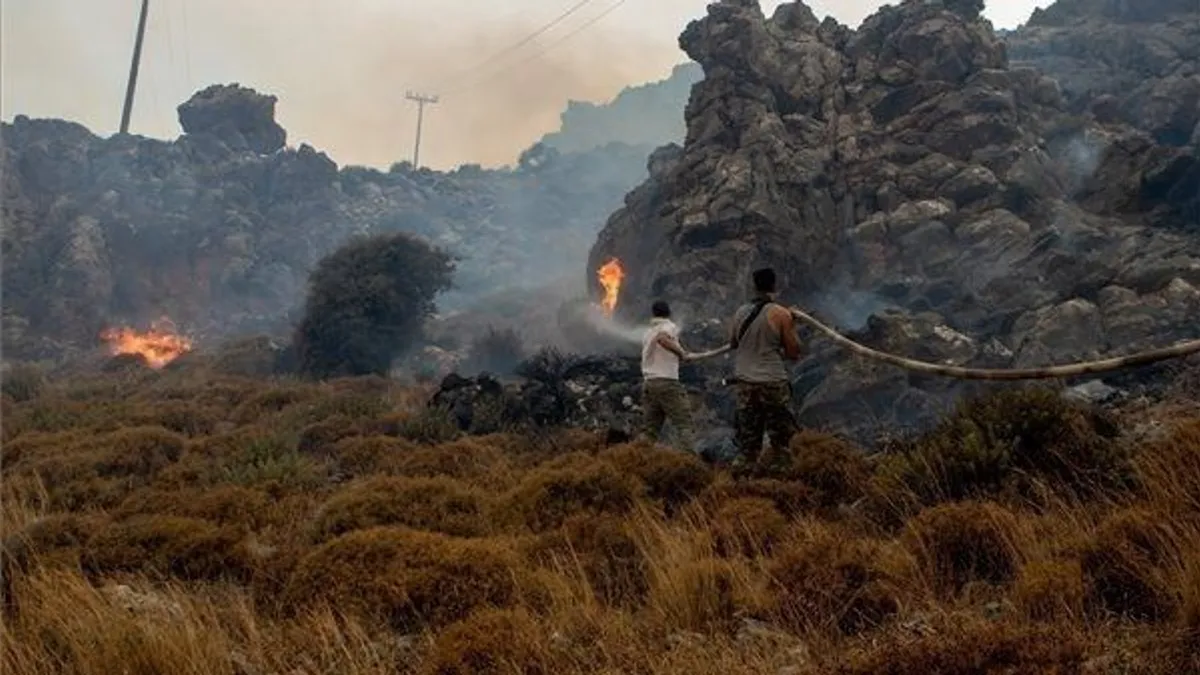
[640,300,695,452]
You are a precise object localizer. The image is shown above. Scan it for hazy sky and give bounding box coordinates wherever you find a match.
[2,0,1051,170]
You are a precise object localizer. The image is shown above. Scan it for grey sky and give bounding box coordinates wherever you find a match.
[1,0,1051,169]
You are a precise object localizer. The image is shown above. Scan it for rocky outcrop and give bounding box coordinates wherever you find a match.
[1005,0,1200,147]
[1,86,654,360]
[587,0,1200,443]
[176,84,287,154]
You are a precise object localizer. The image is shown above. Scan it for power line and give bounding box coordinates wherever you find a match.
[443,0,629,96]
[436,0,597,90]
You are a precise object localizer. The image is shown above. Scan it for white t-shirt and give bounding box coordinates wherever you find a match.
[642,318,680,380]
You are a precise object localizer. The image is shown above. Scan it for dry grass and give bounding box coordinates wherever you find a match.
[2,365,1199,674]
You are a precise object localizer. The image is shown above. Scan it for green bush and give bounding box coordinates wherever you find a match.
[294,232,455,378]
[875,387,1133,507]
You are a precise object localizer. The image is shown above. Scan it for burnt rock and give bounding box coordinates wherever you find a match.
[1007,0,1200,147]
[177,84,287,154]
[589,0,1199,443]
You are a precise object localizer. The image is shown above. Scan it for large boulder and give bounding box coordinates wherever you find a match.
[176,84,287,154]
[587,0,1200,443]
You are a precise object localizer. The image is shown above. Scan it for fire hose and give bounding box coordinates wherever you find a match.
[685,306,1200,380]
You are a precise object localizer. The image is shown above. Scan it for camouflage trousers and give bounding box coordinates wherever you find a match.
[733,381,798,463]
[640,378,695,452]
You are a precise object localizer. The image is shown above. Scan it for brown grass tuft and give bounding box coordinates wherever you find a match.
[768,520,914,636]
[81,515,253,583]
[312,475,495,541]
[711,497,788,558]
[525,514,649,608]
[1012,559,1085,622]
[832,615,1087,674]
[281,527,526,632]
[902,501,1024,597]
[112,485,272,529]
[599,442,714,515]
[785,430,873,508]
[505,454,644,533]
[421,608,550,675]
[1081,507,1182,622]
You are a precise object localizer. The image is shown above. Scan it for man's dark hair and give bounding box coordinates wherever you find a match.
[651,300,671,318]
[752,267,777,294]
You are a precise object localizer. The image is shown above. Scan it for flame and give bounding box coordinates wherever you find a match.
[99,317,193,369]
[596,257,625,317]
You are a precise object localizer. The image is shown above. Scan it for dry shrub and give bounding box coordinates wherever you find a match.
[112,485,272,528]
[1012,559,1085,622]
[129,402,221,437]
[282,527,525,632]
[648,557,761,634]
[9,427,186,510]
[90,426,187,479]
[1,363,45,402]
[1134,418,1200,514]
[282,389,391,428]
[599,442,714,515]
[328,434,416,476]
[785,430,872,508]
[505,453,644,532]
[312,475,494,541]
[902,501,1023,597]
[393,405,461,444]
[324,375,395,396]
[2,513,107,610]
[832,616,1086,674]
[1081,508,1182,621]
[711,497,789,557]
[525,514,648,607]
[700,477,815,519]
[82,515,252,583]
[421,608,549,675]
[877,387,1133,507]
[231,385,317,424]
[174,430,326,490]
[296,414,363,455]
[386,437,513,488]
[768,520,912,636]
[0,429,87,467]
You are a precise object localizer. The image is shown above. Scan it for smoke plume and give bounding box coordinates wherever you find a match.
[2,0,1051,170]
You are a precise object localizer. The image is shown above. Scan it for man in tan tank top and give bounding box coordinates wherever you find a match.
[727,268,802,468]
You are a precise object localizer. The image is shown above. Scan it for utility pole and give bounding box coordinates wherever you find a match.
[405,91,438,168]
[119,0,151,135]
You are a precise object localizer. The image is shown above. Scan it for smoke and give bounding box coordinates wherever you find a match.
[805,286,899,333]
[1058,131,1109,196]
[2,0,1051,170]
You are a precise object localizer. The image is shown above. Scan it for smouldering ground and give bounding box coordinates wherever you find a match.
[1,360,1198,674]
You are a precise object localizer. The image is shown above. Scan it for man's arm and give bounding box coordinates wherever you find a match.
[768,305,802,361]
[727,309,742,347]
[656,332,686,359]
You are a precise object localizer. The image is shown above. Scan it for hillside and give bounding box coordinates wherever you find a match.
[2,349,1199,674]
[588,0,1200,443]
[0,83,662,363]
[1006,0,1200,147]
[539,62,704,153]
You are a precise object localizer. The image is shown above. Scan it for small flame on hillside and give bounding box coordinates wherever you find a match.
[596,257,625,317]
[99,318,193,369]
